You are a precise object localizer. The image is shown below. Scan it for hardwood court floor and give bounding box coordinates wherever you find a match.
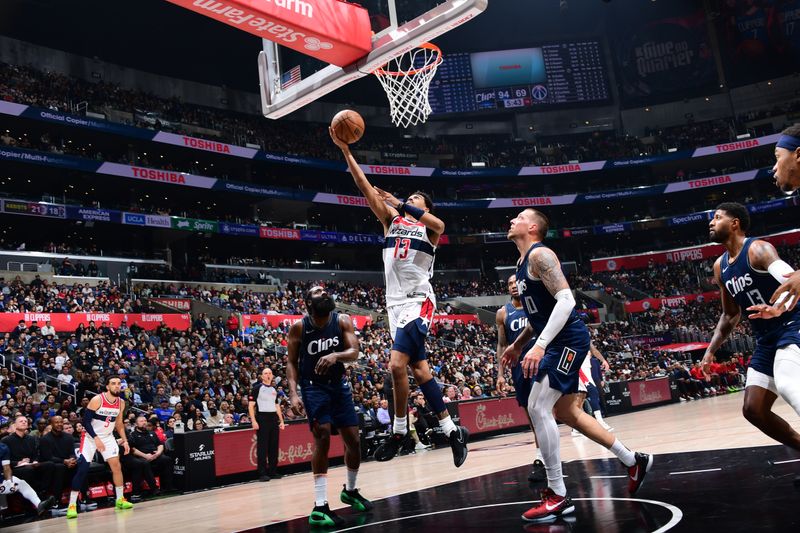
[6,392,800,533]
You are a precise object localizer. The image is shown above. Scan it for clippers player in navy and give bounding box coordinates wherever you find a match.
[495,274,545,483]
[286,286,373,528]
[0,437,56,515]
[702,203,800,464]
[769,125,800,313]
[331,128,469,467]
[502,208,652,523]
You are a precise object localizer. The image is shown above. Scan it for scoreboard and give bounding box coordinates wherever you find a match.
[428,40,611,114]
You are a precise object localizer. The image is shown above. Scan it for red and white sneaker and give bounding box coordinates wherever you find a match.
[627,452,653,495]
[521,488,575,522]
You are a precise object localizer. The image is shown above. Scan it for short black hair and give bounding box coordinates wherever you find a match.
[106,375,121,385]
[781,124,800,138]
[716,202,751,232]
[524,208,550,239]
[410,191,434,213]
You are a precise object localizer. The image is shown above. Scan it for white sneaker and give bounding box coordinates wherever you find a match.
[601,423,614,432]
[414,442,428,451]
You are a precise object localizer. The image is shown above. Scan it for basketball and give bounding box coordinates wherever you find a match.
[331,109,365,144]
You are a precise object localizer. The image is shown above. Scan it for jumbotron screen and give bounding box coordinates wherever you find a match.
[428,40,611,114]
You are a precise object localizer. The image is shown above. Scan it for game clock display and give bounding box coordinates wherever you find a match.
[428,41,611,114]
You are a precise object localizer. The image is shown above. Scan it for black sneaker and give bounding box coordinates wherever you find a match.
[528,459,546,483]
[309,503,345,527]
[340,485,374,512]
[37,495,56,515]
[627,452,653,495]
[449,425,469,467]
[259,475,271,482]
[374,433,409,462]
[268,473,283,480]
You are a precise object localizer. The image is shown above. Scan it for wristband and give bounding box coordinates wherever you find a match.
[403,202,426,221]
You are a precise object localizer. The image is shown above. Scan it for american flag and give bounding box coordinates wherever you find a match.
[280,65,302,90]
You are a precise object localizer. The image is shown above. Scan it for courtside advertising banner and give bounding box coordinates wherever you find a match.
[213,424,345,476]
[0,313,191,332]
[240,314,373,329]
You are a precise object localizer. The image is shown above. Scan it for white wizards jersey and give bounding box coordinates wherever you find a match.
[91,393,121,437]
[383,216,436,307]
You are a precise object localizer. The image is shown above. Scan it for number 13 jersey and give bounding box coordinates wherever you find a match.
[720,238,800,351]
[383,215,436,308]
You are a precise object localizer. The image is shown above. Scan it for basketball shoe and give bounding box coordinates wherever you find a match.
[374,432,410,462]
[309,503,345,527]
[66,504,78,519]
[627,452,653,494]
[521,488,575,522]
[116,497,134,510]
[449,425,469,467]
[340,485,374,512]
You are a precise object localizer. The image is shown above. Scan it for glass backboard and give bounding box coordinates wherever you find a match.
[258,0,488,119]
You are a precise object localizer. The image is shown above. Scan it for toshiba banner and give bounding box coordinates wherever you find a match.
[458,398,528,436]
[240,314,373,329]
[0,313,191,332]
[166,0,371,67]
[213,424,344,476]
[624,291,719,313]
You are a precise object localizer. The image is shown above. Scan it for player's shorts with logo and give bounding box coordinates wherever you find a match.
[79,433,119,462]
[300,378,359,432]
[535,324,591,395]
[388,295,436,362]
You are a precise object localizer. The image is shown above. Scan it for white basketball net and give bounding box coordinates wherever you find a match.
[374,43,443,128]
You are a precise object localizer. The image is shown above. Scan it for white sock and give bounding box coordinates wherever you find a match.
[14,477,40,507]
[528,377,567,497]
[393,416,408,435]
[535,448,544,462]
[438,415,457,436]
[345,468,358,491]
[115,486,124,501]
[69,490,80,507]
[610,439,636,467]
[314,474,328,506]
[594,410,607,424]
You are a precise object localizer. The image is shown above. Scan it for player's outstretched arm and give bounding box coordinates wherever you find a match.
[702,258,741,371]
[330,127,395,231]
[495,307,508,394]
[286,321,305,416]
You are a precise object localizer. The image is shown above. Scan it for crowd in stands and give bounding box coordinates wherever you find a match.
[1,61,793,169]
[0,277,142,313]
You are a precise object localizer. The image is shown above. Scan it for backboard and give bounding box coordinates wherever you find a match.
[258,0,488,119]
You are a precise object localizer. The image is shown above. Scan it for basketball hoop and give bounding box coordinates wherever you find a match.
[373,42,443,128]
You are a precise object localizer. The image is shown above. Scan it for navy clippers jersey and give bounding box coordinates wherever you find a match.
[720,238,800,348]
[299,312,346,383]
[504,302,536,353]
[515,242,590,348]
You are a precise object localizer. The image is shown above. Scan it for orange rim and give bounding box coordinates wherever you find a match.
[374,42,443,77]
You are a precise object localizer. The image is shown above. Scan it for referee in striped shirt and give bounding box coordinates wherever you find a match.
[249,368,285,481]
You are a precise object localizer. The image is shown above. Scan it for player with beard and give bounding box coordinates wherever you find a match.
[330,128,469,468]
[287,286,372,527]
[67,376,132,519]
[702,203,800,471]
[769,125,800,310]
